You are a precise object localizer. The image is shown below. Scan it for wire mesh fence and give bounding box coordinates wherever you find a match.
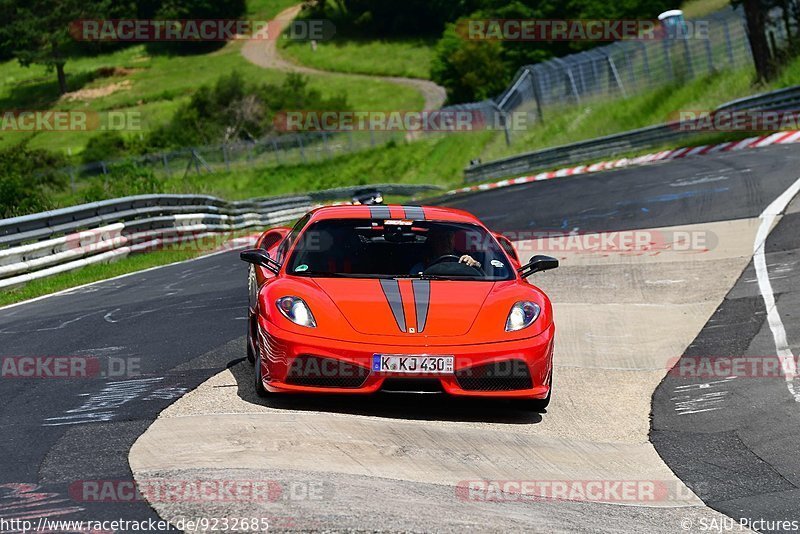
[53,129,405,192]
[457,7,757,125]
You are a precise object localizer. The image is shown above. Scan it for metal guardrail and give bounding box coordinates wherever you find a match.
[464,85,800,183]
[0,184,440,289]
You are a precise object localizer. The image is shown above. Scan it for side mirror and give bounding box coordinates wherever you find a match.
[518,255,559,278]
[240,248,280,274]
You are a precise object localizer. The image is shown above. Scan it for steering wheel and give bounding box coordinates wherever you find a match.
[426,254,485,275]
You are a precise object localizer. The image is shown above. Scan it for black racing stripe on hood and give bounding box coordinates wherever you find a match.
[402,206,425,220]
[411,279,430,333]
[370,206,392,219]
[379,279,406,332]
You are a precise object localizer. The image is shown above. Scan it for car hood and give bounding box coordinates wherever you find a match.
[312,278,495,337]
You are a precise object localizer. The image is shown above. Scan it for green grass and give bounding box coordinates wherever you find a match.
[246,0,299,18]
[0,4,424,156]
[280,37,436,79]
[478,67,765,162]
[48,131,493,207]
[0,248,201,307]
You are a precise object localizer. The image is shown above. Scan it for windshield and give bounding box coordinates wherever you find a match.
[286,219,515,281]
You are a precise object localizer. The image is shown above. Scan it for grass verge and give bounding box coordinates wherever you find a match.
[279,37,436,79]
[0,249,203,307]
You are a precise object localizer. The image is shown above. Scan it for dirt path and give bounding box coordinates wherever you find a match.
[241,4,447,110]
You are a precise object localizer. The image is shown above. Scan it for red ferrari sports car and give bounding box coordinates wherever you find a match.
[240,205,558,409]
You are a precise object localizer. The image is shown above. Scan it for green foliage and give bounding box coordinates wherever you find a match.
[431,22,509,103]
[429,0,676,103]
[303,0,480,37]
[82,131,128,164]
[142,0,247,55]
[147,71,348,149]
[79,163,165,202]
[0,0,126,93]
[0,145,66,217]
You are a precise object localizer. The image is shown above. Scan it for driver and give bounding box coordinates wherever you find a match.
[410,229,480,274]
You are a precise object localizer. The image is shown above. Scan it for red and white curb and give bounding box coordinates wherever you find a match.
[448,130,800,195]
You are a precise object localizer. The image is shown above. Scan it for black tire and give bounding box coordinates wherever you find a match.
[246,315,256,365]
[528,370,552,412]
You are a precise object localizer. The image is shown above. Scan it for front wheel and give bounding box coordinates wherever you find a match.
[246,315,256,365]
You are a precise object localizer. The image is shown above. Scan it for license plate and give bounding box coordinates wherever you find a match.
[372,354,454,374]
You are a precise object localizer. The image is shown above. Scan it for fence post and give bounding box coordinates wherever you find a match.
[223,145,230,172]
[722,19,736,66]
[682,38,695,78]
[298,135,307,163]
[662,40,674,80]
[322,131,332,159]
[531,69,544,123]
[638,42,652,84]
[162,153,171,177]
[272,138,280,165]
[599,50,627,98]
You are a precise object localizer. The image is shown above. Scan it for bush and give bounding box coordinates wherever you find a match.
[0,146,66,218]
[146,71,348,149]
[80,164,165,203]
[82,131,128,164]
[431,21,509,103]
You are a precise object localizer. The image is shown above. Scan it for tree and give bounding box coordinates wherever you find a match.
[431,21,509,103]
[735,0,777,81]
[0,0,119,94]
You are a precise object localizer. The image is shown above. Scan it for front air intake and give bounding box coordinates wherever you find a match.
[285,355,369,388]
[455,359,533,391]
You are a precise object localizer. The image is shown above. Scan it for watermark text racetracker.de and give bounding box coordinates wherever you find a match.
[0,356,141,379]
[68,478,332,503]
[0,517,172,533]
[70,19,335,41]
[672,109,800,132]
[494,229,716,256]
[458,18,710,41]
[273,110,534,132]
[457,479,706,503]
[668,355,800,379]
[1,111,141,132]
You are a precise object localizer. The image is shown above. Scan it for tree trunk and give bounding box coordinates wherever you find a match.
[56,62,67,94]
[743,0,776,81]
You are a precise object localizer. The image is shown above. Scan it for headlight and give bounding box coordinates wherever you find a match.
[505,301,540,332]
[276,296,316,328]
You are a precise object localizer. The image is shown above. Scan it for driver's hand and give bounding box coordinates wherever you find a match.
[459,255,481,268]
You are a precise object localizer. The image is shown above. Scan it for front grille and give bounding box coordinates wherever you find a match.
[381,378,444,393]
[285,355,369,388]
[455,360,533,391]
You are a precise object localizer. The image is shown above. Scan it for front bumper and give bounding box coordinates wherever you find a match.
[256,318,554,399]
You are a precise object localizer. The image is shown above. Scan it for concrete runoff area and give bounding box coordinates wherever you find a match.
[130,218,762,531]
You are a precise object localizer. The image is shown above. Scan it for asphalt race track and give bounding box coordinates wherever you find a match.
[2,143,800,532]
